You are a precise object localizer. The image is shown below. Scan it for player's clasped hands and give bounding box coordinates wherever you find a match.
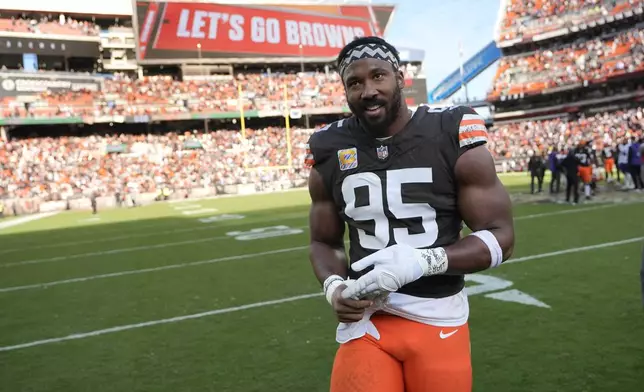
[341,244,428,300]
[330,283,373,323]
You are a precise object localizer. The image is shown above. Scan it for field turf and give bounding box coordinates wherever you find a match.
[1,175,643,392]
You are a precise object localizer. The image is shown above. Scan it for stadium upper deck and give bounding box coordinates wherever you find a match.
[496,0,642,48]
[488,0,644,120]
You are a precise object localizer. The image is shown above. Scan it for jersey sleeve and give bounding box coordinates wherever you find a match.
[443,106,489,156]
[303,128,335,169]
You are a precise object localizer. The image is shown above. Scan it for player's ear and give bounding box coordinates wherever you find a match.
[396,69,404,89]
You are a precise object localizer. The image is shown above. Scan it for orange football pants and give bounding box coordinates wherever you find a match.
[604,158,615,175]
[578,166,592,184]
[330,314,471,392]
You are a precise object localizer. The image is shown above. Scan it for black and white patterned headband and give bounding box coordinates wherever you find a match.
[339,43,399,77]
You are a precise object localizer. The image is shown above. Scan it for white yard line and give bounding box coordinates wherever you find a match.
[505,237,644,264]
[1,224,309,268]
[0,245,309,293]
[1,235,234,268]
[2,200,636,258]
[1,236,642,353]
[0,212,59,231]
[2,233,642,295]
[0,293,322,353]
[513,202,641,220]
[0,214,307,257]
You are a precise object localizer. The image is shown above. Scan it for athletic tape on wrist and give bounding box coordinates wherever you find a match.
[323,275,344,305]
[418,247,449,276]
[469,230,503,268]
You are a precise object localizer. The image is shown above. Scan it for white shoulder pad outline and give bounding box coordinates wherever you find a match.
[420,104,459,113]
[317,119,345,132]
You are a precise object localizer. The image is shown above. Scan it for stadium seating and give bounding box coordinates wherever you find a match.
[0,127,314,201]
[3,104,643,200]
[0,64,423,120]
[489,27,644,100]
[487,106,644,171]
[497,0,641,44]
[0,16,100,37]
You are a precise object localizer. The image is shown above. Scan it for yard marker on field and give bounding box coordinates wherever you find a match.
[180,209,219,216]
[172,205,203,210]
[0,212,308,256]
[3,234,643,352]
[1,225,309,267]
[1,236,643,294]
[2,201,635,257]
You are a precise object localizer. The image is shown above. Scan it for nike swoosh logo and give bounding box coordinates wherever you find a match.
[439,329,459,339]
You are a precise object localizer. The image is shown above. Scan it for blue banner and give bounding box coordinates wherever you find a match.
[427,41,501,103]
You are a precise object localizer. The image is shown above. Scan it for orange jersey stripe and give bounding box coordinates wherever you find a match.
[459,130,488,140]
[460,119,485,127]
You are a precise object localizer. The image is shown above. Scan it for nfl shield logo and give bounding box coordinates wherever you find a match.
[376,145,389,160]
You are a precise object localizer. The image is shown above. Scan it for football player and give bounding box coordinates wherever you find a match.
[306,36,515,392]
[601,143,616,183]
[574,141,594,200]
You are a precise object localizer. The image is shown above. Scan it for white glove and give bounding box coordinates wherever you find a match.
[341,244,448,300]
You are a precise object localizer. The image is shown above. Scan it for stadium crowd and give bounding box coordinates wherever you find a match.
[0,14,100,36]
[0,72,347,119]
[0,64,424,120]
[0,127,314,201]
[488,106,644,170]
[489,27,644,99]
[498,0,641,43]
[1,105,643,201]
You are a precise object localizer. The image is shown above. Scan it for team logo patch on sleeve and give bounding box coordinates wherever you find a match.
[304,144,315,167]
[458,113,488,148]
[337,148,358,171]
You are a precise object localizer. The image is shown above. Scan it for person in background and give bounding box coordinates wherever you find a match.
[562,147,581,205]
[0,200,4,219]
[528,150,546,194]
[628,136,643,191]
[641,243,644,309]
[639,137,644,186]
[601,143,616,183]
[575,141,594,200]
[549,146,565,194]
[90,191,98,215]
[618,138,633,189]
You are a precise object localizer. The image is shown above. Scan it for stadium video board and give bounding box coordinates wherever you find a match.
[133,1,395,63]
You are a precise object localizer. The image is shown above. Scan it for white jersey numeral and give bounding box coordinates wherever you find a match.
[341,168,439,250]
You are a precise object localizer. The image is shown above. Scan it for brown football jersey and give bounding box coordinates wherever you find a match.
[306,105,488,298]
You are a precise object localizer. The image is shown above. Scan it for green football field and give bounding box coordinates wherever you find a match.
[1,175,643,392]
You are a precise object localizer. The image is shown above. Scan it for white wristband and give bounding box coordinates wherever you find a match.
[469,230,503,268]
[413,247,449,277]
[323,275,344,305]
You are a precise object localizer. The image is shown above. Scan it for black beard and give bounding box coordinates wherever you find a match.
[349,87,402,137]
